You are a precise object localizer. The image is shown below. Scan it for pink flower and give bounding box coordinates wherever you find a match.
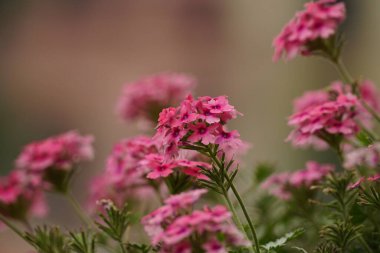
[117,73,196,126]
[262,161,333,200]
[289,161,334,187]
[287,89,359,149]
[142,190,248,252]
[344,142,380,169]
[203,239,227,253]
[348,177,365,190]
[261,172,292,200]
[273,0,346,61]
[164,189,207,210]
[188,122,218,145]
[15,131,93,191]
[145,154,177,179]
[154,95,245,159]
[367,174,380,182]
[88,136,157,210]
[16,131,94,172]
[0,170,47,221]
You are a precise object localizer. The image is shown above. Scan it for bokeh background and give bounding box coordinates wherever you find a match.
[1,1,379,252]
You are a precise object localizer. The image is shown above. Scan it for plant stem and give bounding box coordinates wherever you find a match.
[222,189,245,234]
[357,234,373,253]
[206,147,260,253]
[0,215,28,242]
[226,177,261,253]
[65,191,94,228]
[118,239,127,253]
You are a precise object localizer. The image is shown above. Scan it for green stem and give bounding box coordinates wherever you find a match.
[357,235,373,253]
[207,147,260,253]
[65,191,94,228]
[118,239,127,253]
[226,178,261,253]
[222,189,246,234]
[0,215,28,242]
[334,58,354,84]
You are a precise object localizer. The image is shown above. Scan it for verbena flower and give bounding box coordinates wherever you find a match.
[117,73,196,127]
[261,161,333,200]
[16,131,94,192]
[141,189,248,252]
[348,174,380,189]
[288,80,380,149]
[0,170,47,221]
[88,136,210,210]
[344,142,380,169]
[273,0,346,61]
[154,95,246,159]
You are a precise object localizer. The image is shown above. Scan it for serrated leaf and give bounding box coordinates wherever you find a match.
[261,228,304,251]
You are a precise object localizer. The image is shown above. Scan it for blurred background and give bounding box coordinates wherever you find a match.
[1,0,379,251]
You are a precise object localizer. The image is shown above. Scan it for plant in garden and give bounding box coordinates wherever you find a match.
[1,0,380,253]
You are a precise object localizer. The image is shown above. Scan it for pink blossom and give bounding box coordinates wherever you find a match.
[142,190,248,252]
[154,95,246,159]
[289,161,334,187]
[164,189,207,210]
[117,73,196,126]
[0,170,47,221]
[16,131,94,172]
[287,90,359,149]
[344,142,380,169]
[88,136,156,210]
[367,174,380,182]
[262,161,333,200]
[348,177,365,190]
[273,0,346,61]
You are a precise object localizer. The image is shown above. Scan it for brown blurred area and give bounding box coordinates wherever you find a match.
[1,1,379,252]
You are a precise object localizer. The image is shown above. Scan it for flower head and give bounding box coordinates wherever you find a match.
[141,190,248,252]
[287,82,362,149]
[262,161,333,200]
[117,73,196,126]
[273,0,346,61]
[16,131,94,191]
[0,170,47,221]
[154,95,246,159]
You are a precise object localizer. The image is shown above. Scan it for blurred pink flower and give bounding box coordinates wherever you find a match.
[273,0,346,61]
[16,131,94,172]
[262,161,333,200]
[142,190,248,252]
[117,73,196,126]
[0,170,47,221]
[288,85,360,149]
[344,142,380,169]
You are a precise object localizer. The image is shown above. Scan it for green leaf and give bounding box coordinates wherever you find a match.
[261,228,304,251]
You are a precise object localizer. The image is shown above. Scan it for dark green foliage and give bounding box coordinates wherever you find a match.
[69,231,96,253]
[96,202,131,243]
[25,226,71,253]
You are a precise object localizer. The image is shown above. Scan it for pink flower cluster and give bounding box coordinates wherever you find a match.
[16,131,94,173]
[348,174,380,190]
[288,83,358,149]
[288,80,380,149]
[117,73,196,125]
[142,189,248,253]
[0,170,47,221]
[88,136,156,209]
[273,0,346,61]
[262,161,334,200]
[88,136,211,209]
[344,142,380,169]
[154,95,245,159]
